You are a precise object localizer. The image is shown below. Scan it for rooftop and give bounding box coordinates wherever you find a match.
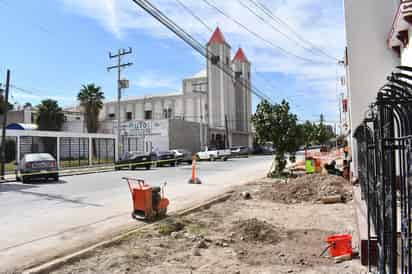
[233,48,248,62]
[208,27,226,45]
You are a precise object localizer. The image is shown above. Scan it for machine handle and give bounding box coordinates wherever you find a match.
[122,177,146,194]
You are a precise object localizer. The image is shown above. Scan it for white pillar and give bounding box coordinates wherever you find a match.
[16,136,21,164]
[56,137,60,169]
[89,137,93,166]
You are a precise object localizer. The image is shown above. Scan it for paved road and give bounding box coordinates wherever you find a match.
[0,156,272,272]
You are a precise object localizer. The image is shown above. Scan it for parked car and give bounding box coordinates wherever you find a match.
[153,150,178,167]
[230,146,249,157]
[16,153,59,183]
[171,149,193,164]
[253,144,274,155]
[196,146,231,161]
[115,151,155,170]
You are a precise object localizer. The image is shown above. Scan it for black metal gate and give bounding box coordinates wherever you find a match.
[354,66,412,273]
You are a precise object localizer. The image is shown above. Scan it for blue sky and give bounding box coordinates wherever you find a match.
[0,0,345,123]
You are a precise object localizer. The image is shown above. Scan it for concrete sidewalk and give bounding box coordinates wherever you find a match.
[0,156,272,273]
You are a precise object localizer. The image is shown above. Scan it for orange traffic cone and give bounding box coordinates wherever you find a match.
[188,155,202,184]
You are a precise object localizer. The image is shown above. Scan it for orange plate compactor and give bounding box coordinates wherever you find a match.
[123,177,169,221]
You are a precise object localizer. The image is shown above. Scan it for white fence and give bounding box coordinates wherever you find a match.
[1,130,117,170]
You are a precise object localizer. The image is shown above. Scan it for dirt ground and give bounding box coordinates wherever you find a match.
[48,175,366,274]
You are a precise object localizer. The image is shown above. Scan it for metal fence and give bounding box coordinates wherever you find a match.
[1,130,117,173]
[354,66,412,273]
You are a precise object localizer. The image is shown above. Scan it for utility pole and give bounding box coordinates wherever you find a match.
[107,48,133,160]
[0,70,10,182]
[225,115,229,149]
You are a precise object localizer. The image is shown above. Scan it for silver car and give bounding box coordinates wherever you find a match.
[16,153,59,183]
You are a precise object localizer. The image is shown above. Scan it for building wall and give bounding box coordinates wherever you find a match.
[169,119,201,154]
[233,60,251,132]
[207,42,235,129]
[231,132,249,147]
[344,0,400,175]
[401,28,412,66]
[344,0,399,131]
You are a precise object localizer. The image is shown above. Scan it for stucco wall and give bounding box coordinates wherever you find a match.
[169,119,201,154]
[344,0,400,175]
[344,0,399,131]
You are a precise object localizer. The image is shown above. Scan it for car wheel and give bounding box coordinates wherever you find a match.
[15,171,21,182]
[53,174,59,182]
[170,161,176,167]
[145,165,151,170]
[131,165,136,170]
[22,175,30,184]
[210,155,216,161]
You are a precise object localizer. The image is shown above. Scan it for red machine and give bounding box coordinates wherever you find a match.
[123,177,169,221]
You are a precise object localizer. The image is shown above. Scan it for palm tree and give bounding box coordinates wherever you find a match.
[77,84,105,133]
[36,99,65,131]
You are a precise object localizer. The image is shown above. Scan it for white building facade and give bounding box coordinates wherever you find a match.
[99,27,253,153]
[344,0,401,175]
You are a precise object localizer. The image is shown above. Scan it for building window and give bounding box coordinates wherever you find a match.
[108,113,115,120]
[226,56,229,65]
[144,110,152,120]
[126,112,132,121]
[163,108,173,119]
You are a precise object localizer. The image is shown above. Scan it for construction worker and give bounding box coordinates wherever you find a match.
[343,141,349,160]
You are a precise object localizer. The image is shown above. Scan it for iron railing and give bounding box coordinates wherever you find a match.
[354,66,412,273]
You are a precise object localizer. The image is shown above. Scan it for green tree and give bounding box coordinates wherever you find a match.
[315,114,334,144]
[5,138,16,163]
[36,99,65,131]
[77,84,105,133]
[301,120,317,146]
[252,100,299,176]
[0,94,13,115]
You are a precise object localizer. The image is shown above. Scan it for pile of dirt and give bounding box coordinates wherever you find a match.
[258,174,352,204]
[232,218,280,244]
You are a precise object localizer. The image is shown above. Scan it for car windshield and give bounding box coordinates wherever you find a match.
[25,153,54,162]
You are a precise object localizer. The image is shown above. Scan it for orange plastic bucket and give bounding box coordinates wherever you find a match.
[326,234,352,257]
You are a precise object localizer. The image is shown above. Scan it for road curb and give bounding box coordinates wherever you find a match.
[22,191,234,274]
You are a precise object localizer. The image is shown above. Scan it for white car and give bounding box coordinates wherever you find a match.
[196,146,231,161]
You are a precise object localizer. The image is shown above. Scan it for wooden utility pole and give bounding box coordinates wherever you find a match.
[0,70,10,181]
[107,48,133,159]
[225,114,229,149]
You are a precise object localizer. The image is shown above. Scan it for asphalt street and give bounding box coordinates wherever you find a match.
[0,155,272,272]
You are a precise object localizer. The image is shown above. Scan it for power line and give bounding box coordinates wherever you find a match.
[236,0,334,63]
[246,0,338,61]
[199,0,329,65]
[174,0,213,32]
[130,0,273,103]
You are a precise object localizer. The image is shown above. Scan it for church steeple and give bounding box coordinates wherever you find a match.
[208,27,226,45]
[233,48,248,62]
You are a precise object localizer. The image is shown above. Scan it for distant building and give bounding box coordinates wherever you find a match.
[99,27,253,153]
[0,105,86,133]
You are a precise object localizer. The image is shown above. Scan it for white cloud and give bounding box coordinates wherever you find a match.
[133,72,180,89]
[60,0,345,120]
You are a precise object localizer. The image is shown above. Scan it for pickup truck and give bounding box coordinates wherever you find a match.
[196,146,231,161]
